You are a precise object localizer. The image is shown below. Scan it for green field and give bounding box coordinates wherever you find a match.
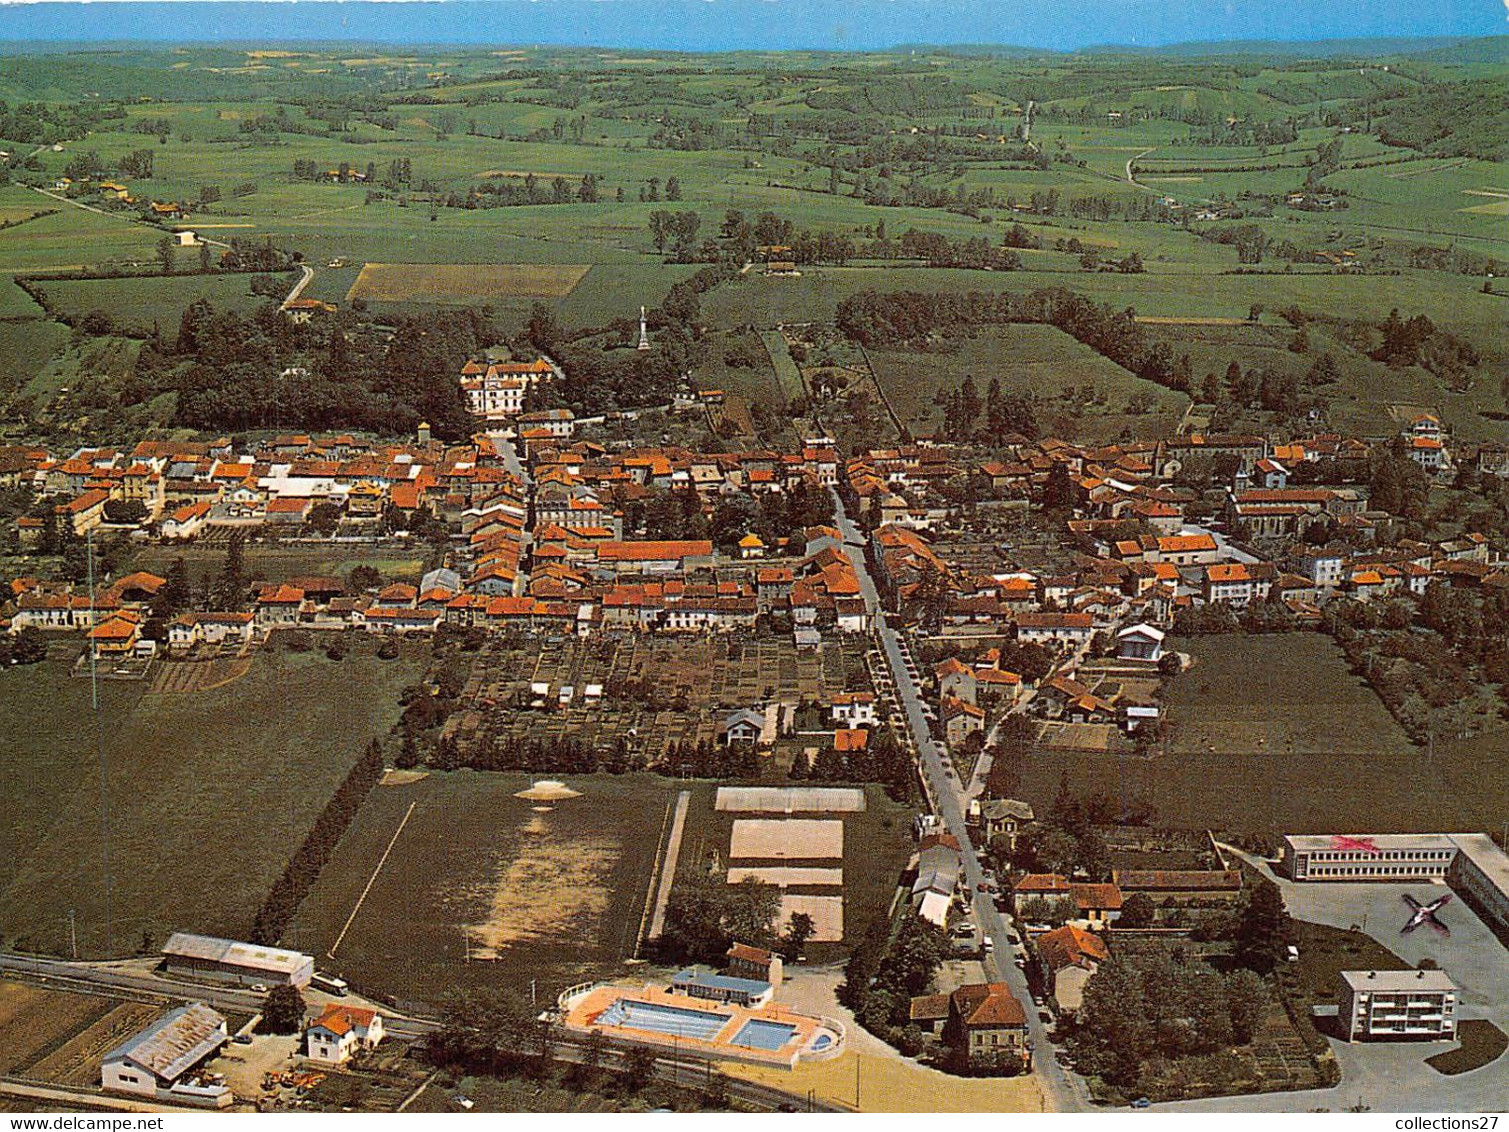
[31,272,281,335]
[1008,633,1509,835]
[868,323,1188,442]
[0,641,424,957]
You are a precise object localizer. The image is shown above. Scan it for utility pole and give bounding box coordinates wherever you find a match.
[854,1052,860,1110]
[87,528,113,956]
[68,909,77,960]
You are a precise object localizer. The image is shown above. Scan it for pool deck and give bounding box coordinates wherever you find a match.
[561,982,842,1069]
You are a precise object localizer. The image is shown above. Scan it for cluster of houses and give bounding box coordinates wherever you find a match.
[849,423,1502,655]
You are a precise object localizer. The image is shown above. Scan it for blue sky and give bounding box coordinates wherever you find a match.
[0,0,1503,51]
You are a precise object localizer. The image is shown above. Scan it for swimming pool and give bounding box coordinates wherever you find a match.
[596,999,730,1042]
[731,1019,798,1051]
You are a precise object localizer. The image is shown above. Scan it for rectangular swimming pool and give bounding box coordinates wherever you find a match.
[731,1018,798,1051]
[596,999,730,1042]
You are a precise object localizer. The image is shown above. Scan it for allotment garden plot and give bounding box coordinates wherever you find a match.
[446,633,874,764]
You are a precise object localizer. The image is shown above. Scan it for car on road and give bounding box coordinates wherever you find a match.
[249,983,269,994]
[1131,1098,1151,1109]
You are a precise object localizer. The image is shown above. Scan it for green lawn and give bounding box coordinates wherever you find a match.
[0,640,424,957]
[1008,632,1507,835]
[1426,1020,1509,1076]
[30,272,282,336]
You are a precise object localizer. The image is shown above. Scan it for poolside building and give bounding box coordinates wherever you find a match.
[670,967,773,1008]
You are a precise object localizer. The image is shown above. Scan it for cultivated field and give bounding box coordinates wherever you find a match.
[450,633,874,763]
[0,641,424,957]
[285,771,678,1010]
[0,981,162,1087]
[1004,633,1509,835]
[347,261,591,303]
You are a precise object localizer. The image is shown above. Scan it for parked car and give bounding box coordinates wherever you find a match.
[1131,1098,1151,1109]
[232,1034,253,1045]
[249,983,269,994]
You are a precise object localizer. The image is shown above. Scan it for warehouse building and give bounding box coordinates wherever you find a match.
[101,1002,232,1107]
[161,932,314,988]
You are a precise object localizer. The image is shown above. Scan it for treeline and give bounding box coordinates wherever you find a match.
[249,737,386,945]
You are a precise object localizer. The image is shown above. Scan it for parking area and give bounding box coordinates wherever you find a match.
[1280,879,1509,1021]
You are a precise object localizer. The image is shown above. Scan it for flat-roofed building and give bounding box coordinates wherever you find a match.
[1281,832,1509,937]
[1338,969,1458,1042]
[670,967,773,1008]
[1280,834,1459,882]
[161,932,314,988]
[1448,833,1509,938]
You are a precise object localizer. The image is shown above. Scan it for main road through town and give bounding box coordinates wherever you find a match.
[830,490,1083,1113]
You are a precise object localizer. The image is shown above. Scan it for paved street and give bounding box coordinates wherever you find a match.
[830,490,1085,1113]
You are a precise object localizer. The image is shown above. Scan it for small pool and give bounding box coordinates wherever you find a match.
[810,1033,833,1052]
[596,999,729,1042]
[731,1019,798,1051]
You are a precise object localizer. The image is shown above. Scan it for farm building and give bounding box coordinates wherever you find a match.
[101,1002,231,1107]
[305,1004,385,1065]
[161,932,314,988]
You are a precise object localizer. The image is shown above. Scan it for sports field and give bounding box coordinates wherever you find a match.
[347,261,591,303]
[285,771,678,1010]
[672,782,912,963]
[0,641,423,958]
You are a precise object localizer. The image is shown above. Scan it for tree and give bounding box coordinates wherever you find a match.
[258,984,306,1034]
[305,501,343,536]
[156,235,176,275]
[1118,891,1157,929]
[1225,968,1269,1043]
[11,626,47,665]
[1233,878,1288,974]
[348,564,382,592]
[664,176,682,201]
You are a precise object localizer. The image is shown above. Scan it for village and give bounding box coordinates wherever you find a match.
[2,331,1508,1112]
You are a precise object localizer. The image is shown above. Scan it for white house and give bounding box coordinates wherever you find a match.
[305,1004,385,1065]
[829,692,877,727]
[1115,623,1165,662]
